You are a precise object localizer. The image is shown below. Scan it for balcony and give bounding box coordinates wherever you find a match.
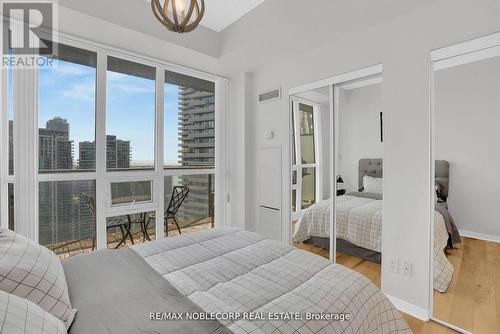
[179,105,214,115]
[179,142,214,148]
[178,131,215,140]
[178,152,214,158]
[47,220,214,260]
[39,174,215,259]
[181,91,213,99]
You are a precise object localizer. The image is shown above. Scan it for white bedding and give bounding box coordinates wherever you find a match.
[293,196,454,292]
[132,227,411,334]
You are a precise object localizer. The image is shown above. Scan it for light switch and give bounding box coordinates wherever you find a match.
[388,257,399,273]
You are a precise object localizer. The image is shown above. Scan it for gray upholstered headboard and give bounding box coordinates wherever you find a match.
[358,158,383,191]
[356,158,450,200]
[435,160,449,201]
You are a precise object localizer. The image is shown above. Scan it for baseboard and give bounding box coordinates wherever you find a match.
[459,229,500,243]
[385,294,429,321]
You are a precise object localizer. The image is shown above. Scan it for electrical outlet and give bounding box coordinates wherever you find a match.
[388,257,399,273]
[401,261,412,277]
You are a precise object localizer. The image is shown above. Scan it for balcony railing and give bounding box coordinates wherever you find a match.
[47,220,214,260]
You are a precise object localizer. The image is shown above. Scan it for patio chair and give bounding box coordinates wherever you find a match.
[127,212,150,242]
[81,193,132,249]
[147,186,189,236]
[209,191,215,228]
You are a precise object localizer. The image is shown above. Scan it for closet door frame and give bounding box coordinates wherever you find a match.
[429,30,500,334]
[288,64,383,263]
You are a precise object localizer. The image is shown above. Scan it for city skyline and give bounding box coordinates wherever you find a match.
[34,84,215,248]
[35,117,133,171]
[7,51,216,253]
[36,59,181,165]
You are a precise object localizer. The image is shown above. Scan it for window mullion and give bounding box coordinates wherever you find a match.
[155,68,165,239]
[215,78,228,227]
[13,66,38,240]
[293,101,302,213]
[95,51,107,249]
[0,66,8,228]
[313,105,322,201]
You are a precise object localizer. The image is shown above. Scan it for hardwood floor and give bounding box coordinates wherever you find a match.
[293,241,458,333]
[433,237,500,334]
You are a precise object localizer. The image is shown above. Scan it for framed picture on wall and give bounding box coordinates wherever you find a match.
[380,112,383,142]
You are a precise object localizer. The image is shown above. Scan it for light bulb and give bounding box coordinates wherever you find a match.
[174,0,186,12]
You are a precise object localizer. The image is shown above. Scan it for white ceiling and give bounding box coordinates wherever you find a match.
[202,0,266,32]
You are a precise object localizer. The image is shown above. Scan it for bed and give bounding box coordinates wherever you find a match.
[63,227,411,334]
[293,159,459,293]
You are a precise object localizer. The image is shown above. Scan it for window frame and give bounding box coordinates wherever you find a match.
[0,62,13,227]
[290,97,322,219]
[0,32,228,251]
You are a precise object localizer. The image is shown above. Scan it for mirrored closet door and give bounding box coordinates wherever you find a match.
[333,74,383,287]
[431,34,500,334]
[290,86,333,260]
[289,66,384,289]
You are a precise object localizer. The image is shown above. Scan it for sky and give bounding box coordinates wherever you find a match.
[37,59,181,167]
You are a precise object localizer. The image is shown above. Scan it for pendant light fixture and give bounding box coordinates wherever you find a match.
[151,0,205,33]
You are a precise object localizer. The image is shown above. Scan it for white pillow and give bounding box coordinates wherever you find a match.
[363,175,383,194]
[0,229,77,328]
[0,290,67,334]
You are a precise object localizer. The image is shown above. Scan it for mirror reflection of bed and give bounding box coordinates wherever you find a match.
[291,79,384,287]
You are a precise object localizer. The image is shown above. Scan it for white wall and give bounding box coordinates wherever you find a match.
[218,0,500,316]
[435,55,500,240]
[338,84,384,192]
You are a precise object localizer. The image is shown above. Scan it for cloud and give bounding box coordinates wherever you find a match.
[107,71,155,96]
[52,61,90,77]
[61,80,95,101]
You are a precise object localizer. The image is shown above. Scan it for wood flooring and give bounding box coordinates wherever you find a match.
[293,241,460,333]
[433,237,500,334]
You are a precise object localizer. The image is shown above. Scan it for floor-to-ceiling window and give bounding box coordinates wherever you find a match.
[1,36,226,258]
[164,71,216,231]
[291,99,321,218]
[37,43,98,256]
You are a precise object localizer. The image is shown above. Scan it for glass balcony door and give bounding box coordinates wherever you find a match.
[291,99,321,218]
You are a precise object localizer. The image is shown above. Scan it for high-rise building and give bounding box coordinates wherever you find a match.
[106,135,131,170]
[37,118,93,247]
[77,136,131,170]
[176,87,215,221]
[39,117,74,171]
[78,141,95,170]
[38,180,96,247]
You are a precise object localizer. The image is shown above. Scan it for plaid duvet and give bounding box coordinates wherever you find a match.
[132,228,411,333]
[293,196,453,292]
